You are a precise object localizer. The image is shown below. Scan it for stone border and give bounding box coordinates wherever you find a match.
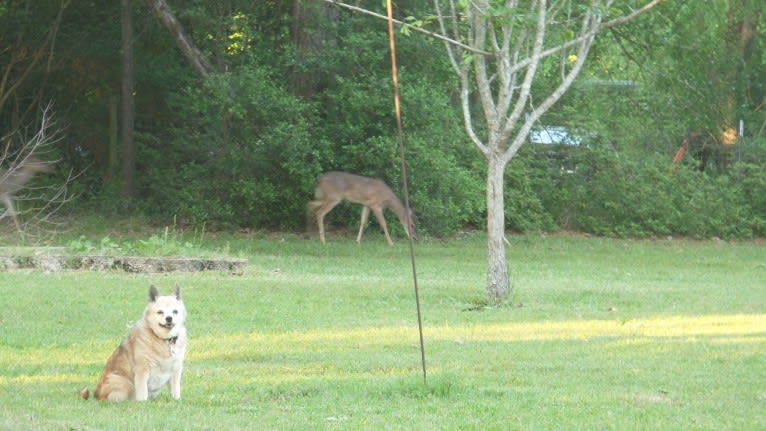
[0,255,247,274]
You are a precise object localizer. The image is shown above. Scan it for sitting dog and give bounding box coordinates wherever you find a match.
[81,284,188,401]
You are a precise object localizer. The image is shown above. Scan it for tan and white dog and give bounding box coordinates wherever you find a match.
[83,284,188,402]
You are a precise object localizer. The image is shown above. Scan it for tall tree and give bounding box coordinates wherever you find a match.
[120,0,135,197]
[121,0,216,196]
[433,0,664,301]
[290,0,339,97]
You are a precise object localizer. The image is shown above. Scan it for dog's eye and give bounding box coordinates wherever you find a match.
[157,310,164,316]
[173,310,179,315]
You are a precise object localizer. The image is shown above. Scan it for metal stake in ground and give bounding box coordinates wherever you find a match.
[385,0,426,384]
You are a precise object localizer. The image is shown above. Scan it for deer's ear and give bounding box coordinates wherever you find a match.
[149,285,159,302]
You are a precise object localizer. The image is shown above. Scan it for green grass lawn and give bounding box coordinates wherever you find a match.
[1,231,765,430]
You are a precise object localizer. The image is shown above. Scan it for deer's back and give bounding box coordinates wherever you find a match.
[317,171,394,205]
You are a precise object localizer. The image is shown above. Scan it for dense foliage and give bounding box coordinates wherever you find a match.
[1,0,764,239]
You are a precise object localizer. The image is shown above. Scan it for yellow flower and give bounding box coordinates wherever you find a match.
[567,54,578,63]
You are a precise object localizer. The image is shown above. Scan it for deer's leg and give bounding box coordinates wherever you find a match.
[356,206,370,243]
[371,207,393,245]
[11,213,20,232]
[315,199,341,244]
[0,195,21,232]
[316,208,328,244]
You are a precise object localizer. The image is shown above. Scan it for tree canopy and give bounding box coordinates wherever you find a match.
[0,0,764,252]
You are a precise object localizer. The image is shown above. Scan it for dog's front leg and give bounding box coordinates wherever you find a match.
[134,369,150,401]
[169,367,183,399]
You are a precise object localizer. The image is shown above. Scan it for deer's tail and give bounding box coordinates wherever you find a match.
[307,184,325,212]
[306,200,322,213]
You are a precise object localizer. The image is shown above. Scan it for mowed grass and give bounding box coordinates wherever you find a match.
[1,232,765,430]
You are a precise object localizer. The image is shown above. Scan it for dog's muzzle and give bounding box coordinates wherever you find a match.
[160,316,174,329]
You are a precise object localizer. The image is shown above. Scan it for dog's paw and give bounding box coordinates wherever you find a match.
[78,387,90,400]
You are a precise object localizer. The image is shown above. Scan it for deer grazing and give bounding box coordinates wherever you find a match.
[0,155,53,232]
[307,171,416,245]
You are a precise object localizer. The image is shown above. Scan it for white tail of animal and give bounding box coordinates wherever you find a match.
[0,155,53,232]
[307,171,416,245]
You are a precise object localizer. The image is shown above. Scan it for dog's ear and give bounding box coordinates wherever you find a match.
[149,285,159,302]
[173,283,181,300]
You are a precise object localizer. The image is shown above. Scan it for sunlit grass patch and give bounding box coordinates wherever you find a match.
[430,313,766,342]
[189,313,766,356]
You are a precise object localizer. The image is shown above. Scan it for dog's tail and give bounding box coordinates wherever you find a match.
[78,387,91,400]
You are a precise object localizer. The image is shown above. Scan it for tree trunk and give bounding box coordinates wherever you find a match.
[108,95,118,183]
[289,0,338,97]
[120,0,135,198]
[485,154,508,302]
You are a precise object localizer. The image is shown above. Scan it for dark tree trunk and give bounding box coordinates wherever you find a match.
[290,0,338,97]
[120,0,135,197]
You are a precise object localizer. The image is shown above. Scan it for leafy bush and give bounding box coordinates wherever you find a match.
[530,146,766,239]
[405,137,485,237]
[505,150,558,233]
[135,66,318,229]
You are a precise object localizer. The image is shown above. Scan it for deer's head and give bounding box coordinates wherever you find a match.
[21,155,54,174]
[406,208,417,241]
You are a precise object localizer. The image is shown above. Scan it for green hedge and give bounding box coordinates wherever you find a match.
[532,146,766,239]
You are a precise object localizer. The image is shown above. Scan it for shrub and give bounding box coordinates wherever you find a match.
[135,66,318,229]
[532,146,766,239]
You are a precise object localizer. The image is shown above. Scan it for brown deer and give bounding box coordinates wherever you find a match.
[307,171,416,245]
[0,155,53,231]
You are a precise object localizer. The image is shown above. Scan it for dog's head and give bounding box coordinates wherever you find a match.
[145,284,186,339]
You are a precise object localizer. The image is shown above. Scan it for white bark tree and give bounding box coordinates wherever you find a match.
[433,0,664,301]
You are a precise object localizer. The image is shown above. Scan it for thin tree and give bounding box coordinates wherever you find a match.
[126,0,216,196]
[120,0,136,198]
[290,0,339,97]
[433,0,665,301]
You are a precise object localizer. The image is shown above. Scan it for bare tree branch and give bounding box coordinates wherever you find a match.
[144,0,215,77]
[319,0,492,57]
[324,0,664,66]
[0,103,80,237]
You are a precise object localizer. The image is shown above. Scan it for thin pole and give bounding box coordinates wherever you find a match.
[385,0,426,384]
